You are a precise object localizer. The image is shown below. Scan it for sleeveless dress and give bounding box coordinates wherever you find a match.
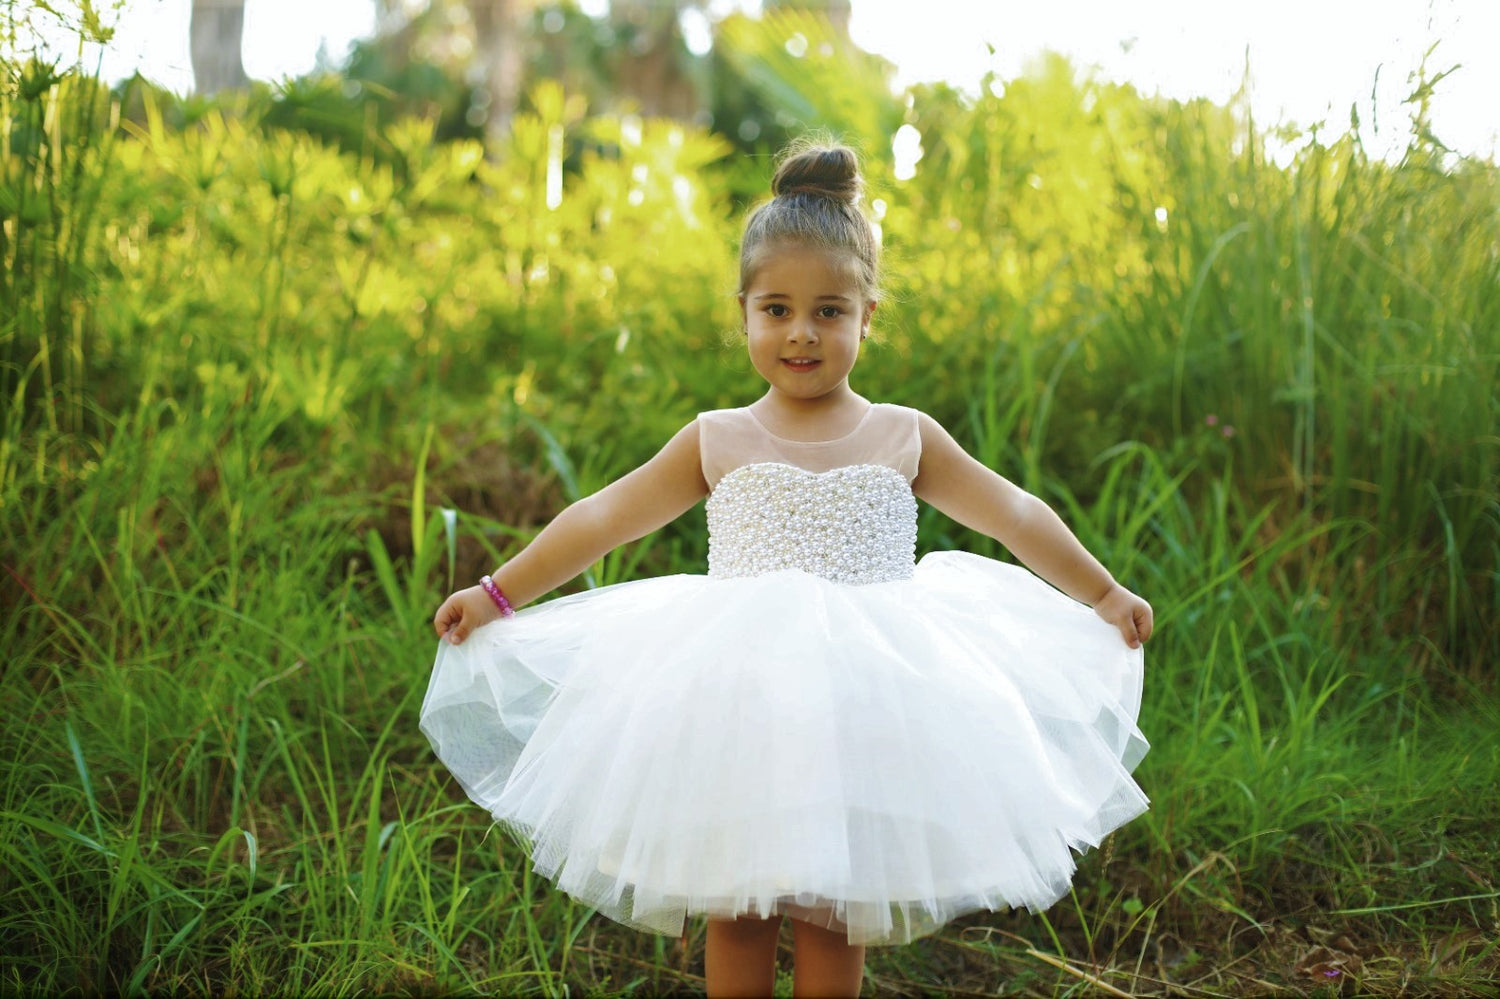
[419,404,1149,946]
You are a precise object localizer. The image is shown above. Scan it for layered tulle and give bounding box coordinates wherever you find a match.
[420,552,1148,945]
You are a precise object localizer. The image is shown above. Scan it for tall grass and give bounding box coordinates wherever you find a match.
[884,59,1498,673]
[3,8,1498,995]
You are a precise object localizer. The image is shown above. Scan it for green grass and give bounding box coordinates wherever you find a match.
[3,9,1498,995]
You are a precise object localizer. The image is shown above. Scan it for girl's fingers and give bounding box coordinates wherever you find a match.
[1098,590,1152,649]
[433,597,460,637]
[438,608,469,645]
[1136,605,1154,643]
[435,589,496,644]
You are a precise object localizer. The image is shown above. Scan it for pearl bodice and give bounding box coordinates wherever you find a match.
[706,462,918,585]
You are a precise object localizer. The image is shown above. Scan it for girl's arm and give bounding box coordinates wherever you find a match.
[434,420,710,644]
[910,412,1153,649]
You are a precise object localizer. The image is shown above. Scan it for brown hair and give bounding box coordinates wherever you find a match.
[739,142,881,302]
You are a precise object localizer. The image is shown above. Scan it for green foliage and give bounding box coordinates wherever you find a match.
[881,57,1498,668]
[715,9,901,159]
[2,8,1498,995]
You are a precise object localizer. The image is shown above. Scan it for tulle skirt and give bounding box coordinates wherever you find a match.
[419,551,1148,945]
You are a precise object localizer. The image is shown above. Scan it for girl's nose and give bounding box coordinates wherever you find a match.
[788,321,818,343]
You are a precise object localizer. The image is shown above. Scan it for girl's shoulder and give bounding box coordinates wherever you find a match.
[697,403,924,487]
[694,403,924,445]
[694,406,753,427]
[695,401,924,424]
[870,401,924,422]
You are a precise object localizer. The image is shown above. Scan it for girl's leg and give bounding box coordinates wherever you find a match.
[705,915,782,998]
[789,917,865,998]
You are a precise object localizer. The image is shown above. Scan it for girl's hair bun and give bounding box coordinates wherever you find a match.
[740,139,880,301]
[771,144,862,204]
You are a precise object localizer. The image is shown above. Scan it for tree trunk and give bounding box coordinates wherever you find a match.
[467,0,528,145]
[190,0,249,95]
[609,0,699,121]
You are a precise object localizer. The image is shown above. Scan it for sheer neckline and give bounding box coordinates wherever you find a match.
[745,403,877,445]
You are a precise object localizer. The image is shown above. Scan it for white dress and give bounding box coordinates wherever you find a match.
[420,404,1148,945]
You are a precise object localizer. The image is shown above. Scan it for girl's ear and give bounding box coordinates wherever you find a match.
[862,300,877,335]
[738,293,748,330]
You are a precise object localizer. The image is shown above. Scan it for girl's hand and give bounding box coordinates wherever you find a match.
[1092,584,1153,650]
[433,586,502,645]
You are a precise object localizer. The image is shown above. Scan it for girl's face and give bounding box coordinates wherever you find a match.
[739,244,875,406]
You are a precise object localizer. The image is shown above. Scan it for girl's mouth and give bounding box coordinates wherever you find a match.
[782,358,820,371]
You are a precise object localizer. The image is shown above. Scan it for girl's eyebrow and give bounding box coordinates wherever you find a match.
[752,292,854,302]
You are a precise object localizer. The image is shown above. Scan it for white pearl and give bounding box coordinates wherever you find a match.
[707,463,917,585]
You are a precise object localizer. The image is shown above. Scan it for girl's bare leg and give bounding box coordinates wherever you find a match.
[790,917,865,998]
[705,915,782,998]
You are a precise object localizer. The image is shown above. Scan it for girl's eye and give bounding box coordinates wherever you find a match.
[766,304,789,317]
[818,306,842,319]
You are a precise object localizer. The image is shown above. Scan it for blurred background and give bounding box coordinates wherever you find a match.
[2,2,1497,996]
[18,0,1500,163]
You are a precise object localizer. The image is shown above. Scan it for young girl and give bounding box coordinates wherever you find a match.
[423,142,1152,998]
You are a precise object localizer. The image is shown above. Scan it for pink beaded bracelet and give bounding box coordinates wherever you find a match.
[479,575,515,617]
